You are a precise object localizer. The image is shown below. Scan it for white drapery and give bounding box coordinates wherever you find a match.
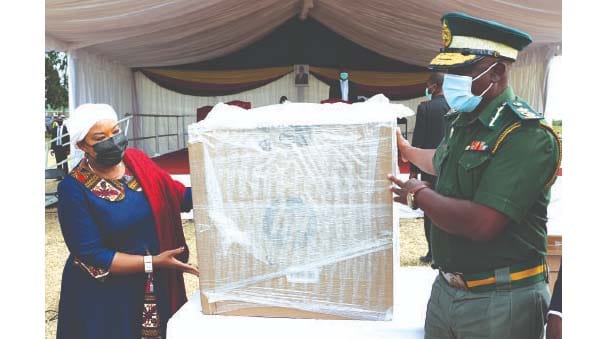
[67,49,135,119]
[46,0,560,68]
[510,43,561,113]
[543,55,564,122]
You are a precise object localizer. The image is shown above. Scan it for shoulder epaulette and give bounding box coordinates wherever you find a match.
[444,108,459,118]
[506,97,543,120]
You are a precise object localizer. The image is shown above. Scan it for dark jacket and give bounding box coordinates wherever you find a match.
[329,80,360,103]
[549,264,562,314]
[410,95,450,176]
[51,123,70,151]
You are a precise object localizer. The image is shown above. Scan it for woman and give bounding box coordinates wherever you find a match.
[56,103,198,339]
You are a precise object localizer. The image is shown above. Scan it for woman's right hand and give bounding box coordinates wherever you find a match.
[153,247,199,276]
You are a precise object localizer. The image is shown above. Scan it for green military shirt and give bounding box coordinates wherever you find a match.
[431,86,561,273]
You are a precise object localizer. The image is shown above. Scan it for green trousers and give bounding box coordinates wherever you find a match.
[424,273,550,339]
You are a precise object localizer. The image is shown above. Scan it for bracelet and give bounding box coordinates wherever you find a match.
[407,183,430,210]
[144,255,153,273]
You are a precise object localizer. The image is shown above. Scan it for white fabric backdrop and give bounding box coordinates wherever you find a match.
[67,49,135,120]
[46,0,561,68]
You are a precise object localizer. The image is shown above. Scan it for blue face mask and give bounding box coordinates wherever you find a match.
[340,72,348,80]
[443,62,497,112]
[425,87,432,101]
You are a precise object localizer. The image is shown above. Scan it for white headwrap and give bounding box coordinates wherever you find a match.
[65,104,118,169]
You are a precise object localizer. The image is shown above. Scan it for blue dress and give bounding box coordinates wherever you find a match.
[56,165,192,339]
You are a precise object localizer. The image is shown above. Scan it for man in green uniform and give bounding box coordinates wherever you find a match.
[388,12,561,339]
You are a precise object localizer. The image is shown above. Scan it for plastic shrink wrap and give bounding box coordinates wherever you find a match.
[188,95,411,320]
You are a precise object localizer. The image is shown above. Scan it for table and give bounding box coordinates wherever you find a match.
[168,266,437,339]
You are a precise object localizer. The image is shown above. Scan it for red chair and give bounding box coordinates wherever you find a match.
[321,98,350,104]
[226,100,251,109]
[196,105,213,122]
[196,100,252,122]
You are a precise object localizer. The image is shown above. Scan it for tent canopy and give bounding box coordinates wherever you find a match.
[46,0,561,68]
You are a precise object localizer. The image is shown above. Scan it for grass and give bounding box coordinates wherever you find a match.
[399,218,431,266]
[44,208,427,338]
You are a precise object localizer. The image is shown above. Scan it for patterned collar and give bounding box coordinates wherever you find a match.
[69,163,142,202]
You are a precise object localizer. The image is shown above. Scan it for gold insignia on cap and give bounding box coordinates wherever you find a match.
[429,53,476,66]
[442,20,452,47]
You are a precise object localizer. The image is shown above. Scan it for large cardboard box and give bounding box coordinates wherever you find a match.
[547,235,562,293]
[188,98,408,320]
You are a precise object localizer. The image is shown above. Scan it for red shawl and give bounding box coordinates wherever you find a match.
[123,148,189,315]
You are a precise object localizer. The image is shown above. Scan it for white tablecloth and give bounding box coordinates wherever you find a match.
[168,266,437,339]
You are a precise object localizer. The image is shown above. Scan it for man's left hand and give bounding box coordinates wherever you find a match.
[388,174,428,205]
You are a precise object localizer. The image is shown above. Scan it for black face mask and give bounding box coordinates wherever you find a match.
[91,133,128,167]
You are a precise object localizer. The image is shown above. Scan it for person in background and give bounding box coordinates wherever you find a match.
[279,95,290,104]
[51,114,70,174]
[56,103,198,339]
[546,262,562,339]
[329,67,359,102]
[389,12,561,338]
[410,72,449,263]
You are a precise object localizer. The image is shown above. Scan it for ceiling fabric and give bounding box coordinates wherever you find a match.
[46,0,560,68]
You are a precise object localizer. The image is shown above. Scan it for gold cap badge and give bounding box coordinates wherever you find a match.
[442,20,452,47]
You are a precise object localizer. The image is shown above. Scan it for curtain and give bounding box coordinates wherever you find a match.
[138,65,429,99]
[139,67,292,96]
[67,49,135,119]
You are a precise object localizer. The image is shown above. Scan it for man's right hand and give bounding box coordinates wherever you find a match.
[396,127,411,163]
